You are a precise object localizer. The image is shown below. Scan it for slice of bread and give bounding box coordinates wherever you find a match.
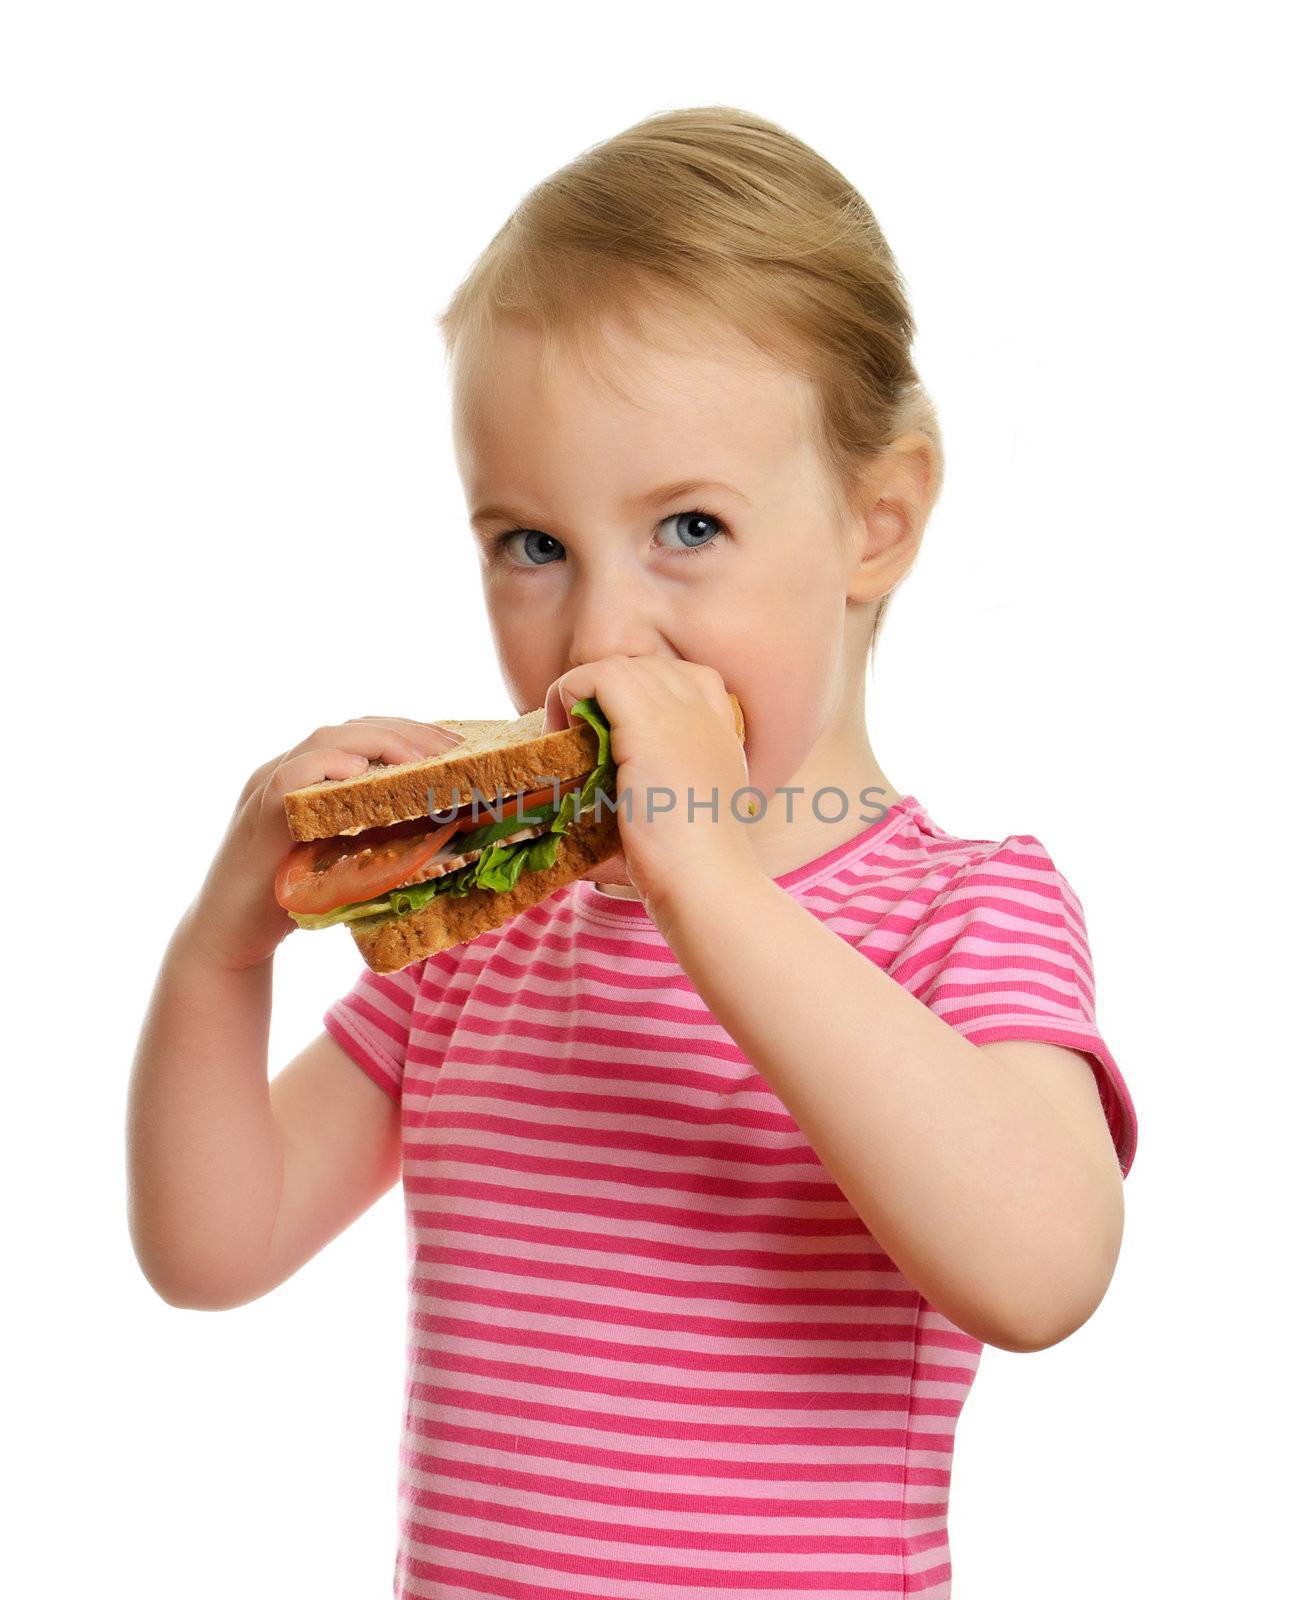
[282,708,597,843]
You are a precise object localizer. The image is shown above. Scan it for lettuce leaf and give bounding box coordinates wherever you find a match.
[289,696,617,931]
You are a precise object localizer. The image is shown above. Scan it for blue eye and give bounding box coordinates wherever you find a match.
[496,528,564,567]
[494,508,727,567]
[654,508,726,555]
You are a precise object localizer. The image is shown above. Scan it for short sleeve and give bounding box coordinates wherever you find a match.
[888,836,1139,1178]
[323,962,425,1106]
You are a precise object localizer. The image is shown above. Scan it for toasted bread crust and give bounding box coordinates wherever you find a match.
[348,803,625,973]
[283,712,598,843]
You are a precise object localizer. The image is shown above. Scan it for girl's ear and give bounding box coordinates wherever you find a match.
[845,432,935,605]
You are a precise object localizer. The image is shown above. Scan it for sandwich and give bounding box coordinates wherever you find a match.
[276,693,745,974]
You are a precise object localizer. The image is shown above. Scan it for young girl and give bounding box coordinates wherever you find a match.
[129,106,1138,1599]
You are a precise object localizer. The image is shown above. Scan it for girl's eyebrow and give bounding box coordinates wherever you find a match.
[471,477,751,527]
[628,477,752,509]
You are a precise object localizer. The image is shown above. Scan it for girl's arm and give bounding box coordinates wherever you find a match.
[126,911,403,1310]
[126,713,461,1308]
[126,917,284,1308]
[654,862,1125,1354]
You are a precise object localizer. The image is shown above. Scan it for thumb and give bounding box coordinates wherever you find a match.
[542,682,582,737]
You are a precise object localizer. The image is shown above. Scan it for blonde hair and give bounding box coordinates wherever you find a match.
[436,104,943,659]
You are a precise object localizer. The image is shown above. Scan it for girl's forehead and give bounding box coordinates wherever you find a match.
[459,306,800,403]
[453,317,816,467]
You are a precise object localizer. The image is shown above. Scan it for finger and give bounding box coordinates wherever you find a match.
[658,661,736,733]
[345,716,465,750]
[633,656,728,717]
[267,722,460,802]
[282,722,435,774]
[684,660,733,713]
[543,674,595,736]
[267,747,389,801]
[239,750,289,809]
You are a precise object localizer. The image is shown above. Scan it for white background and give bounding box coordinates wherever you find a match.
[3,3,1301,1595]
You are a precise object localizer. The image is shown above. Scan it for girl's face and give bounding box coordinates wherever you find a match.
[451,311,876,807]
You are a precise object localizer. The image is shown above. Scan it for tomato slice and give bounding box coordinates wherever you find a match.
[275,816,460,916]
[446,772,588,834]
[275,773,591,917]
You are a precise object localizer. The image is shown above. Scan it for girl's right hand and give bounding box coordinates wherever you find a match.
[177,717,466,972]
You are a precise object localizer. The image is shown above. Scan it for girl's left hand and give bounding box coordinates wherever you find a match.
[542,656,759,917]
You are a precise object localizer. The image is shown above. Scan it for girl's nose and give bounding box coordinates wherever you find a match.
[566,575,669,670]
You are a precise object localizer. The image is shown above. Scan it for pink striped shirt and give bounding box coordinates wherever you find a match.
[324,792,1137,1599]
